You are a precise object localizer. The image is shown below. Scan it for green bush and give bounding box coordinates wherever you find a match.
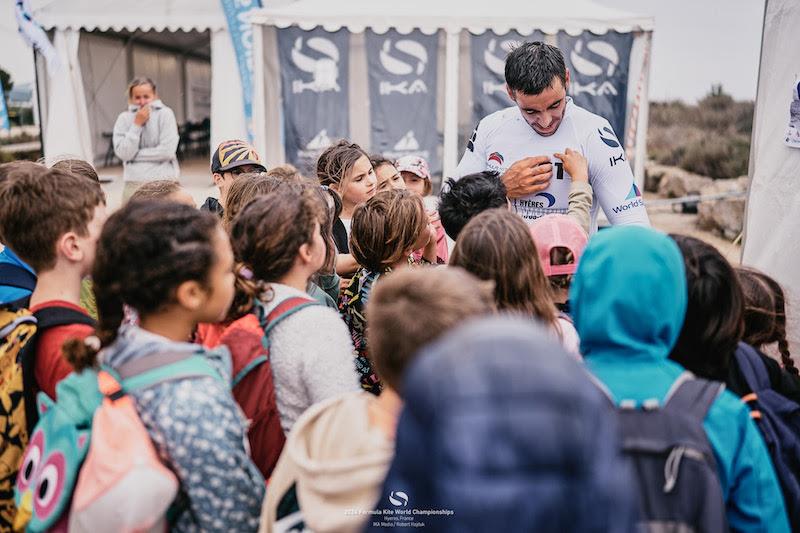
[648,85,754,179]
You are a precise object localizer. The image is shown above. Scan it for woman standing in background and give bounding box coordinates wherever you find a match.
[113,77,180,200]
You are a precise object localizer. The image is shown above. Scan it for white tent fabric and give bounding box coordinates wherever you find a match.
[743,0,800,358]
[43,29,94,163]
[31,0,241,169]
[32,0,226,32]
[250,0,653,179]
[249,0,654,35]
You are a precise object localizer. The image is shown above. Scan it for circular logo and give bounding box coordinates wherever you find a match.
[388,491,409,507]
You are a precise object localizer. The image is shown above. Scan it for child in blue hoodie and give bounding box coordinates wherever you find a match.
[570,226,789,532]
[63,200,264,531]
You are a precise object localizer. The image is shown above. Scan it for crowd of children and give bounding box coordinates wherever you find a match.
[1,129,800,532]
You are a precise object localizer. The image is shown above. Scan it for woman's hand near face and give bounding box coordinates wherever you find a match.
[134,104,151,127]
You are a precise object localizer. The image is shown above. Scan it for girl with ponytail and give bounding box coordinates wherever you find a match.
[667,235,800,404]
[63,200,264,531]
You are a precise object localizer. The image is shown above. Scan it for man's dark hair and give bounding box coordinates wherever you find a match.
[438,171,507,241]
[505,41,567,95]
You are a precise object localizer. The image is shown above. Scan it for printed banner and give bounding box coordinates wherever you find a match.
[366,30,440,173]
[15,0,60,75]
[558,31,633,138]
[277,26,350,173]
[219,0,262,142]
[470,31,543,125]
[0,83,9,131]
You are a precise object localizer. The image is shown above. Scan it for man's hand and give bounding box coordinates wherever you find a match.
[554,148,588,183]
[501,156,552,198]
[134,104,151,127]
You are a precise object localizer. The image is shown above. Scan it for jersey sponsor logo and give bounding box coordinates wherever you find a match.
[611,183,645,214]
[379,39,429,95]
[488,152,504,165]
[598,126,621,148]
[570,40,620,97]
[625,183,642,200]
[467,123,478,152]
[534,192,556,207]
[291,37,342,94]
[609,152,626,167]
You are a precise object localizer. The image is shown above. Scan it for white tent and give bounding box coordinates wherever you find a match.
[249,0,654,180]
[743,0,800,357]
[30,0,247,167]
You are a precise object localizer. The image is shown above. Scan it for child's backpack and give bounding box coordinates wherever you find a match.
[734,342,800,530]
[13,352,221,533]
[196,295,320,479]
[592,372,728,532]
[0,301,94,532]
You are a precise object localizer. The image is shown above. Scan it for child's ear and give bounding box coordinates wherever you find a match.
[57,231,82,263]
[175,280,205,311]
[297,242,313,265]
[212,172,224,187]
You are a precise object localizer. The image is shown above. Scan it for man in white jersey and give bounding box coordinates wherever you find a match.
[454,41,650,232]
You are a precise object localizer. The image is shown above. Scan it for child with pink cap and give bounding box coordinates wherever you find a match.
[529,214,589,318]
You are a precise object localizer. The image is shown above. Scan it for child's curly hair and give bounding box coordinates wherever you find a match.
[63,201,221,371]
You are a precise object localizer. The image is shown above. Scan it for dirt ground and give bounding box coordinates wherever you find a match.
[643,192,742,265]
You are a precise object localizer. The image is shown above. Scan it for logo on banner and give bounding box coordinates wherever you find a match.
[394,131,421,151]
[379,39,429,95]
[291,37,341,94]
[298,129,333,160]
[569,40,619,97]
[482,38,521,96]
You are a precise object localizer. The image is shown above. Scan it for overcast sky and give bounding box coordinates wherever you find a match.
[0,0,766,102]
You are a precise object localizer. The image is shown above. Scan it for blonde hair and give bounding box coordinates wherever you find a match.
[127,77,156,99]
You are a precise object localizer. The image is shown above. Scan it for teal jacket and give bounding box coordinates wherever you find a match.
[571,226,789,533]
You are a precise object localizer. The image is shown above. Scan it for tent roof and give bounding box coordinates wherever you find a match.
[31,0,227,32]
[249,0,654,35]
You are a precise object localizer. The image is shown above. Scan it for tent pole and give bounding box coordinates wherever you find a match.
[252,21,267,159]
[32,49,45,159]
[442,29,460,182]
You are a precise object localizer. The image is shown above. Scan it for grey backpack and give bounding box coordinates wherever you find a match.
[594,372,728,533]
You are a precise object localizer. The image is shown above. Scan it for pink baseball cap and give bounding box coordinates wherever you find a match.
[529,215,589,276]
[395,155,431,180]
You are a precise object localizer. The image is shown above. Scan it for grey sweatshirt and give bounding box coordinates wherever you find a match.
[113,99,180,181]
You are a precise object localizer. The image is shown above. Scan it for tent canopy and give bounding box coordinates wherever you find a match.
[249,0,653,35]
[32,0,226,32]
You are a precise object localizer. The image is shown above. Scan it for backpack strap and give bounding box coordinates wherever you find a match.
[733,342,771,393]
[257,296,321,337]
[664,374,725,422]
[20,306,97,434]
[118,354,222,393]
[231,296,319,388]
[0,262,37,292]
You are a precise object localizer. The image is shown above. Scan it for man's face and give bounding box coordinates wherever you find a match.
[507,72,570,137]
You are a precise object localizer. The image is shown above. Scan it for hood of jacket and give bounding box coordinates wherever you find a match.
[127,99,165,113]
[283,391,392,532]
[571,226,687,364]
[368,316,637,532]
[100,324,232,382]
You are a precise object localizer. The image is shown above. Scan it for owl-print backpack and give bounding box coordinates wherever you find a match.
[13,353,220,532]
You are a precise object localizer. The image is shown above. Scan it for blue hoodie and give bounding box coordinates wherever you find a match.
[101,325,265,532]
[571,226,789,533]
[0,246,35,304]
[370,316,638,533]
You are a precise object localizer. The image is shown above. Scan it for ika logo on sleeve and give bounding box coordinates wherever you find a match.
[379,39,429,95]
[291,37,341,94]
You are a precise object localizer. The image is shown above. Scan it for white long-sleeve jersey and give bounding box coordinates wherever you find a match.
[454,98,650,233]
